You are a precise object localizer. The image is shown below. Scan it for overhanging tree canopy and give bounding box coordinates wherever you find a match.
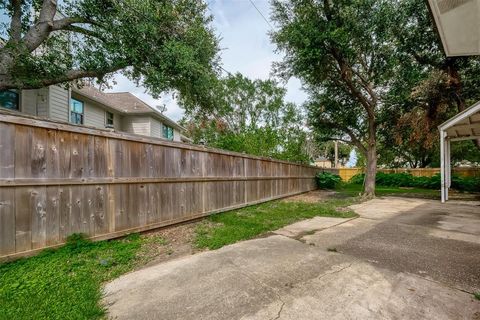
[0,0,219,105]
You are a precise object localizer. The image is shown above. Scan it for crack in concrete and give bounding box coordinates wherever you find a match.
[271,300,285,320]
[275,216,360,244]
[316,263,353,281]
[226,258,292,320]
[227,257,354,320]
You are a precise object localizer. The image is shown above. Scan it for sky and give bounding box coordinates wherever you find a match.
[104,0,308,122]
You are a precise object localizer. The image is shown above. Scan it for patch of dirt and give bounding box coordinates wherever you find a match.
[335,206,351,213]
[136,221,205,269]
[282,190,337,203]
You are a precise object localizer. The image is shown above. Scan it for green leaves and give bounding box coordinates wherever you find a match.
[181,73,311,163]
[1,0,219,108]
[315,172,342,189]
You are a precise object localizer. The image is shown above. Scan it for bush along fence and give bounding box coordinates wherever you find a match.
[316,171,480,192]
[0,112,320,260]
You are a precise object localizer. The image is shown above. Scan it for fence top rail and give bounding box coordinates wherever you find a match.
[0,109,318,169]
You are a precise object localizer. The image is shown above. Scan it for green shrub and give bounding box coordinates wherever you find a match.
[349,173,365,185]
[316,172,342,189]
[349,172,480,192]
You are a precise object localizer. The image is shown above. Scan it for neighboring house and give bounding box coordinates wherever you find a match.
[0,85,190,143]
[314,157,333,168]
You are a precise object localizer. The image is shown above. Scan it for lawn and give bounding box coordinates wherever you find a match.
[195,198,357,250]
[335,183,440,198]
[0,233,167,320]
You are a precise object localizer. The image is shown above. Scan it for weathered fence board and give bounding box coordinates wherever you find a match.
[0,113,320,260]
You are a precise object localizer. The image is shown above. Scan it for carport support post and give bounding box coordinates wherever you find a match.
[440,130,446,203]
[446,138,451,201]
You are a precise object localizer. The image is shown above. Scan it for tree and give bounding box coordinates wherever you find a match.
[181,73,311,163]
[271,0,396,196]
[0,0,219,105]
[378,0,480,166]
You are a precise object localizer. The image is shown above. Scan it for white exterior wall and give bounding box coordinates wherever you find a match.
[173,128,181,142]
[19,88,48,117]
[48,85,69,122]
[150,118,162,138]
[10,86,186,141]
[36,88,49,118]
[84,100,106,129]
[20,90,38,116]
[113,114,123,131]
[121,116,151,136]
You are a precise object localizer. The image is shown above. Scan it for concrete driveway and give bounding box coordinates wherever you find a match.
[104,197,480,320]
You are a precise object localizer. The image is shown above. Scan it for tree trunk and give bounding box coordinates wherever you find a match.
[364,144,377,197]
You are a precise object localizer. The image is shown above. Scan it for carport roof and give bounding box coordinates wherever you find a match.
[439,101,480,140]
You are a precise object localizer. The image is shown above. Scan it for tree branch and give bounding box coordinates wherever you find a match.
[38,65,128,87]
[331,49,376,119]
[316,118,367,154]
[0,63,128,90]
[22,0,58,52]
[51,17,88,30]
[10,0,22,42]
[52,24,105,41]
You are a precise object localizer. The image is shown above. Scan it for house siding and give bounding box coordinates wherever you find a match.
[21,90,38,116]
[11,86,187,141]
[173,128,181,142]
[121,116,151,136]
[36,88,49,118]
[19,88,49,117]
[84,100,106,129]
[49,85,69,122]
[113,114,123,131]
[150,118,162,138]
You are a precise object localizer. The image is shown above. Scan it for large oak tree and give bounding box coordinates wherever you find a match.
[0,0,219,105]
[271,0,396,195]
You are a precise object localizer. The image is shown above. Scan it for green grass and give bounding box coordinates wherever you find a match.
[474,292,480,300]
[195,198,358,250]
[0,233,166,320]
[335,183,440,198]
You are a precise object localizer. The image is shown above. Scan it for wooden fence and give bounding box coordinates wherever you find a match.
[0,113,320,260]
[321,167,480,181]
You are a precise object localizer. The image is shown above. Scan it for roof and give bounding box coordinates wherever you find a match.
[72,86,184,132]
[427,0,480,56]
[439,100,480,140]
[315,156,330,162]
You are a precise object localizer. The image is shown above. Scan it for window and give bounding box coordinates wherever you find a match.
[0,90,19,110]
[106,111,114,128]
[70,98,84,125]
[163,124,174,140]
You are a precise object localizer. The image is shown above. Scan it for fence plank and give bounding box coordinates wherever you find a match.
[15,187,32,252]
[0,188,15,255]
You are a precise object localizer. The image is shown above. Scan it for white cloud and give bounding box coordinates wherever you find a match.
[108,0,308,122]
